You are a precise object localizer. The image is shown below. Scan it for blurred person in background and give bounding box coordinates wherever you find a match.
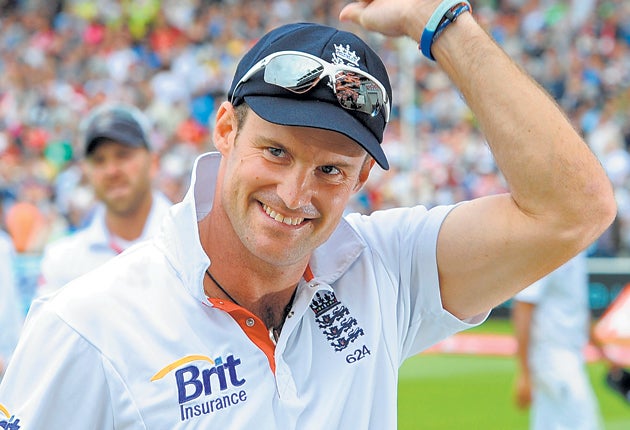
[0,227,23,379]
[35,103,172,297]
[512,252,605,429]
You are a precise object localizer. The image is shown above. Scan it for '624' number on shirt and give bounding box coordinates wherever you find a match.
[345,345,371,364]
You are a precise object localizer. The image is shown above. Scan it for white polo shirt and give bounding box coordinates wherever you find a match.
[36,190,172,297]
[0,152,485,429]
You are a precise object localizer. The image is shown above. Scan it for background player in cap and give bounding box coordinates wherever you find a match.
[35,103,172,297]
[0,1,616,428]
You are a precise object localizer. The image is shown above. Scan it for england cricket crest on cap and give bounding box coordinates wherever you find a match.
[332,44,360,67]
[310,291,365,352]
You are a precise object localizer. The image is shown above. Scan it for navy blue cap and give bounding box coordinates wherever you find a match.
[228,22,392,170]
[83,104,151,157]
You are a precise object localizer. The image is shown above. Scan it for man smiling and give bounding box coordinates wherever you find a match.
[199,109,376,334]
[0,1,616,428]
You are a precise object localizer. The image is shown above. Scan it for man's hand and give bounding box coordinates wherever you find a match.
[339,0,441,41]
[514,371,532,409]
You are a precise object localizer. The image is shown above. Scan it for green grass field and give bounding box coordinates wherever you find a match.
[398,319,630,429]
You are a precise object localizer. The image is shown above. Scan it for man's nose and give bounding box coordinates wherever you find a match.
[276,168,315,210]
[103,159,121,174]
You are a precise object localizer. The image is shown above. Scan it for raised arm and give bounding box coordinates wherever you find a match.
[341,1,616,319]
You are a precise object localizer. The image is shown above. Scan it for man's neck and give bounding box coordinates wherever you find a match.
[199,208,308,328]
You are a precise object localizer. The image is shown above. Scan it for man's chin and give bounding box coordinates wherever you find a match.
[106,201,136,217]
[250,241,311,268]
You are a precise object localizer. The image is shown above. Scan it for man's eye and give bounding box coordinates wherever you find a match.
[320,165,340,175]
[268,147,285,157]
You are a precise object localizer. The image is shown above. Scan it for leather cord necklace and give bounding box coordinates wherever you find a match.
[204,269,297,344]
[205,269,241,306]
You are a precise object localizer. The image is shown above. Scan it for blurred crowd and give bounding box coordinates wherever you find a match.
[0,0,629,268]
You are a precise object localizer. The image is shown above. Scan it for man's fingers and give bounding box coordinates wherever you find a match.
[339,2,367,25]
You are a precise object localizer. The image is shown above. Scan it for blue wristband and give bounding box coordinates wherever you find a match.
[420,0,472,61]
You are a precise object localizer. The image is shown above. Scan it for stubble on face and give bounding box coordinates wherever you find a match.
[214,109,370,269]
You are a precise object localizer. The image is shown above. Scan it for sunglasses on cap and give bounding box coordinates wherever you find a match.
[231,50,390,122]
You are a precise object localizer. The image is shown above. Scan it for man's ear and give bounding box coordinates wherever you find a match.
[354,158,376,191]
[213,101,239,155]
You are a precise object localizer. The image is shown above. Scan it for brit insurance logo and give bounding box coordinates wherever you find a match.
[310,291,365,352]
[0,404,20,429]
[151,354,247,423]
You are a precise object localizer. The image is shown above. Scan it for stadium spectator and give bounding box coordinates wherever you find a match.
[35,103,172,297]
[0,1,615,427]
[0,0,628,256]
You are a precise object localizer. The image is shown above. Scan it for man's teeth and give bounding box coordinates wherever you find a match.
[263,204,304,226]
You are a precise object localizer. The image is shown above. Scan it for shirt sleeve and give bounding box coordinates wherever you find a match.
[399,204,488,357]
[0,301,115,429]
[346,204,488,361]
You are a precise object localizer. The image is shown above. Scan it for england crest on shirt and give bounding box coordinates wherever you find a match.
[309,291,365,352]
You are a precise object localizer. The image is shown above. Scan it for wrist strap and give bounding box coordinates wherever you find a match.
[420,0,472,61]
